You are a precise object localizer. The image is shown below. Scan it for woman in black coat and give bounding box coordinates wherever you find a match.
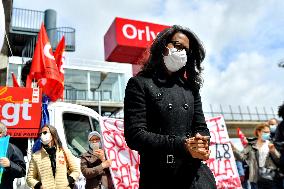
[124,25,216,189]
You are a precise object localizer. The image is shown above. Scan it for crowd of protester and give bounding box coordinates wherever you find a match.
[1,93,284,189]
[231,102,284,189]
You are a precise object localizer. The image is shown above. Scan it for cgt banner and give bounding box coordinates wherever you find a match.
[0,87,42,138]
[100,116,241,189]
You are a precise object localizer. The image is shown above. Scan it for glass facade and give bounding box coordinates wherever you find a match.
[7,58,133,116]
[64,69,125,102]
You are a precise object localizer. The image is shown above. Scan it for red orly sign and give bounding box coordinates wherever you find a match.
[0,87,42,138]
[104,17,169,64]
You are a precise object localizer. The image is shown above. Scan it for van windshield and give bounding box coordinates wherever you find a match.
[63,113,99,157]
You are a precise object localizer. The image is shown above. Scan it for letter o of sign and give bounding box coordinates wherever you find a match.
[122,24,137,39]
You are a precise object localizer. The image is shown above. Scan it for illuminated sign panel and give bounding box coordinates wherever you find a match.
[104,17,169,64]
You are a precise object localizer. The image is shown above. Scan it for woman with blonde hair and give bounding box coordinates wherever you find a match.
[232,123,281,189]
[27,125,80,189]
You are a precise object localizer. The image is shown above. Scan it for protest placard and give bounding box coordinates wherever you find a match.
[205,116,242,189]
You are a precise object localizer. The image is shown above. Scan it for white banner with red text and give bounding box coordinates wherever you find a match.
[205,116,242,189]
[100,116,241,189]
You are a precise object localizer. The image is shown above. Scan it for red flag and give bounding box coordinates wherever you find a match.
[11,72,20,87]
[54,36,65,99]
[25,74,32,88]
[54,36,65,78]
[27,24,63,101]
[237,128,248,147]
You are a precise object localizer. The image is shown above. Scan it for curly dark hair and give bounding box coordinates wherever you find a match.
[138,25,205,90]
[278,102,284,119]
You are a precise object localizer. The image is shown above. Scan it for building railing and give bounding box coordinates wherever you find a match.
[11,8,44,32]
[62,88,278,121]
[21,27,76,59]
[48,27,76,52]
[64,89,114,102]
[11,8,76,57]
[204,104,278,122]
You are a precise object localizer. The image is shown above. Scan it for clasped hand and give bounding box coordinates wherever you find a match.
[185,133,210,161]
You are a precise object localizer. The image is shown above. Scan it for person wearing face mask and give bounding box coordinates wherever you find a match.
[27,125,80,189]
[267,118,279,141]
[80,131,113,189]
[231,123,281,189]
[0,122,26,189]
[124,25,215,189]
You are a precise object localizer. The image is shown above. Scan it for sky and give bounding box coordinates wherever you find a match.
[13,0,284,117]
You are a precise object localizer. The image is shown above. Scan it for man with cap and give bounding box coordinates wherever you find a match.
[80,131,113,189]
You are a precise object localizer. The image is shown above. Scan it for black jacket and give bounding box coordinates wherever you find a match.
[124,74,215,189]
[0,143,26,189]
[274,121,284,144]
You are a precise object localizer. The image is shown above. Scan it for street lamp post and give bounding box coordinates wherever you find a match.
[91,71,108,115]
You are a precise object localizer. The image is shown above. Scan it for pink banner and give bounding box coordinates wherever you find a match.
[101,118,140,189]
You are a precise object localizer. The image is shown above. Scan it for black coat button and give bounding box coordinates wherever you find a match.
[183,103,189,110]
[168,103,173,110]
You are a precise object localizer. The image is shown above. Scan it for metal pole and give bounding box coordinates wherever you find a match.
[44,9,57,49]
[98,90,101,115]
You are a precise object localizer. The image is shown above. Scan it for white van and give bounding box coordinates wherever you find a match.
[13,101,101,189]
[48,101,101,157]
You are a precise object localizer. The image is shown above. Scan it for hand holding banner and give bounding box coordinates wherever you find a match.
[237,128,248,147]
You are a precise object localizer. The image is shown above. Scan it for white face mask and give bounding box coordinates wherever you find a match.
[270,125,277,133]
[41,132,52,145]
[90,142,101,150]
[163,47,187,73]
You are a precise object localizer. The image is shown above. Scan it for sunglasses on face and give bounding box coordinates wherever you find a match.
[168,41,191,53]
[40,131,50,135]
